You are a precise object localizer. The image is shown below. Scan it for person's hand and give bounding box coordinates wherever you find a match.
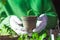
[33,14,47,33]
[10,15,27,35]
[10,14,47,35]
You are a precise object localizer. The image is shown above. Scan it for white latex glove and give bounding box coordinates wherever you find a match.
[10,15,27,35]
[10,14,47,35]
[33,14,48,33]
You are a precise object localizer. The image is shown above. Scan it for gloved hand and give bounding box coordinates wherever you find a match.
[33,14,47,33]
[10,15,27,35]
[10,14,47,35]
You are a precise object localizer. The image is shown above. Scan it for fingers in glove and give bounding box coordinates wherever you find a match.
[10,15,22,24]
[33,14,47,33]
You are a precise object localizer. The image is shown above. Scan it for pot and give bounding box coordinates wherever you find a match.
[21,16,37,33]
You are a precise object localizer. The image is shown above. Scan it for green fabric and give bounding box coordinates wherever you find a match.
[3,0,57,16]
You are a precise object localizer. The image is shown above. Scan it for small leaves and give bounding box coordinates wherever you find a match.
[32,32,39,40]
[0,24,16,36]
[18,32,45,40]
[0,25,10,35]
[18,34,24,40]
[27,9,32,16]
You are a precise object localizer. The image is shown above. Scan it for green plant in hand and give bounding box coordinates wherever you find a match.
[26,9,38,16]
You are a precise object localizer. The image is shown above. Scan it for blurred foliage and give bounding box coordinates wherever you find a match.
[0,24,17,36]
[18,32,47,40]
[18,32,60,40]
[56,34,60,40]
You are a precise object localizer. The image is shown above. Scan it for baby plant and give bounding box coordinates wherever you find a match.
[26,9,38,16]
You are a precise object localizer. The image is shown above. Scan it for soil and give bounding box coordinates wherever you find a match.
[0,35,18,40]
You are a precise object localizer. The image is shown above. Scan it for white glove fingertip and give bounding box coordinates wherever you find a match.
[33,29,36,32]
